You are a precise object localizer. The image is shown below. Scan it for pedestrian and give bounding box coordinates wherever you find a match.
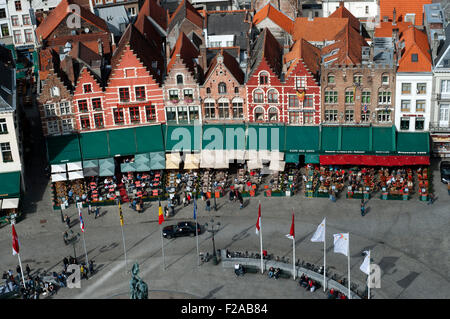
[87,203,92,215]
[360,199,365,216]
[95,207,100,219]
[229,190,234,202]
[239,197,244,209]
[427,192,435,205]
[187,193,191,205]
[88,260,94,274]
[130,199,137,211]
[25,264,31,277]
[63,257,69,269]
[136,200,141,213]
[16,265,21,275]
[170,205,175,217]
[65,215,71,228]
[206,198,211,212]
[447,182,450,196]
[139,198,144,212]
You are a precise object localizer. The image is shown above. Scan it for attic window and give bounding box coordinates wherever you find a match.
[50,86,60,97]
[411,54,418,62]
[83,84,92,93]
[177,74,183,85]
[125,69,135,78]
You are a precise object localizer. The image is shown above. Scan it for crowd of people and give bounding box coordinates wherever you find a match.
[379,168,414,196]
[347,167,378,194]
[298,273,321,292]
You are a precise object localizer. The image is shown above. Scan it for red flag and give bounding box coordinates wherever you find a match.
[158,201,164,225]
[12,224,19,255]
[255,203,261,235]
[286,213,295,240]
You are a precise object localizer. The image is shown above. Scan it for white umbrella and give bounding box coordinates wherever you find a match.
[51,173,67,182]
[51,164,66,173]
[68,170,84,180]
[67,161,83,171]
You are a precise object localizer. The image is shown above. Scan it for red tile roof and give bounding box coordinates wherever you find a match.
[35,0,109,41]
[168,0,203,31]
[111,24,164,84]
[321,22,368,66]
[284,38,321,78]
[167,32,200,75]
[292,17,349,43]
[374,21,412,38]
[329,1,360,32]
[204,49,244,85]
[253,2,294,34]
[135,0,168,32]
[379,0,432,25]
[397,26,432,72]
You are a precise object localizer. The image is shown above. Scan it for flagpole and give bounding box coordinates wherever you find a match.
[368,250,371,300]
[292,208,295,280]
[348,235,351,299]
[160,224,166,270]
[120,223,127,272]
[323,222,326,292]
[194,199,199,267]
[17,253,26,288]
[82,232,89,266]
[259,201,263,274]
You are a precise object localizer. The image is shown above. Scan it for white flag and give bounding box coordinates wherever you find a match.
[360,251,370,275]
[311,218,326,242]
[333,233,349,256]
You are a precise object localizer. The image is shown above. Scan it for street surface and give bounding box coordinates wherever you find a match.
[1,158,449,299]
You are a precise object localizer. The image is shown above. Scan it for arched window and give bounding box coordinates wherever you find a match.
[176,74,183,85]
[218,82,227,94]
[254,107,264,121]
[253,89,264,103]
[206,87,211,94]
[234,86,239,94]
[268,107,278,122]
[259,72,269,85]
[267,89,278,103]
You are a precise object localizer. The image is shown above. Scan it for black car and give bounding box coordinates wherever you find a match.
[440,161,450,184]
[162,221,201,239]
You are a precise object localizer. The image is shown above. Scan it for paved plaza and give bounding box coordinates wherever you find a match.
[0,153,449,298]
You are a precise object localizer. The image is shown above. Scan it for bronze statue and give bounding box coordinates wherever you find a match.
[130,263,148,299]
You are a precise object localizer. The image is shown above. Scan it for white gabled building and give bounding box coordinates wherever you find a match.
[394,26,433,133]
[0,45,24,215]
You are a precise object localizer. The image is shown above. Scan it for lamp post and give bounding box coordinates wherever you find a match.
[213,185,217,211]
[204,218,221,263]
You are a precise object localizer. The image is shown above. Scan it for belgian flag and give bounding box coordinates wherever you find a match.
[158,200,164,225]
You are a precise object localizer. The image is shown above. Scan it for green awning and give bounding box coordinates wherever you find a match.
[372,126,395,154]
[321,126,340,153]
[0,171,21,199]
[285,153,299,164]
[149,152,165,170]
[165,125,201,152]
[99,158,115,176]
[341,127,371,153]
[135,125,165,153]
[46,135,81,164]
[223,124,246,150]
[6,45,16,60]
[397,132,430,155]
[79,131,110,160]
[83,159,99,168]
[247,124,285,151]
[120,162,136,172]
[135,153,151,172]
[305,154,320,164]
[202,124,224,150]
[108,128,137,156]
[285,126,319,153]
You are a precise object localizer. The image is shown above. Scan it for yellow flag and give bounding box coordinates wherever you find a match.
[119,202,124,226]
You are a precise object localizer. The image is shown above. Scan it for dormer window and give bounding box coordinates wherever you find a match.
[176,74,183,85]
[50,86,60,97]
[411,54,418,62]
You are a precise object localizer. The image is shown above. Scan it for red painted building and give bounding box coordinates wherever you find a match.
[283,39,322,125]
[100,24,165,129]
[246,28,285,123]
